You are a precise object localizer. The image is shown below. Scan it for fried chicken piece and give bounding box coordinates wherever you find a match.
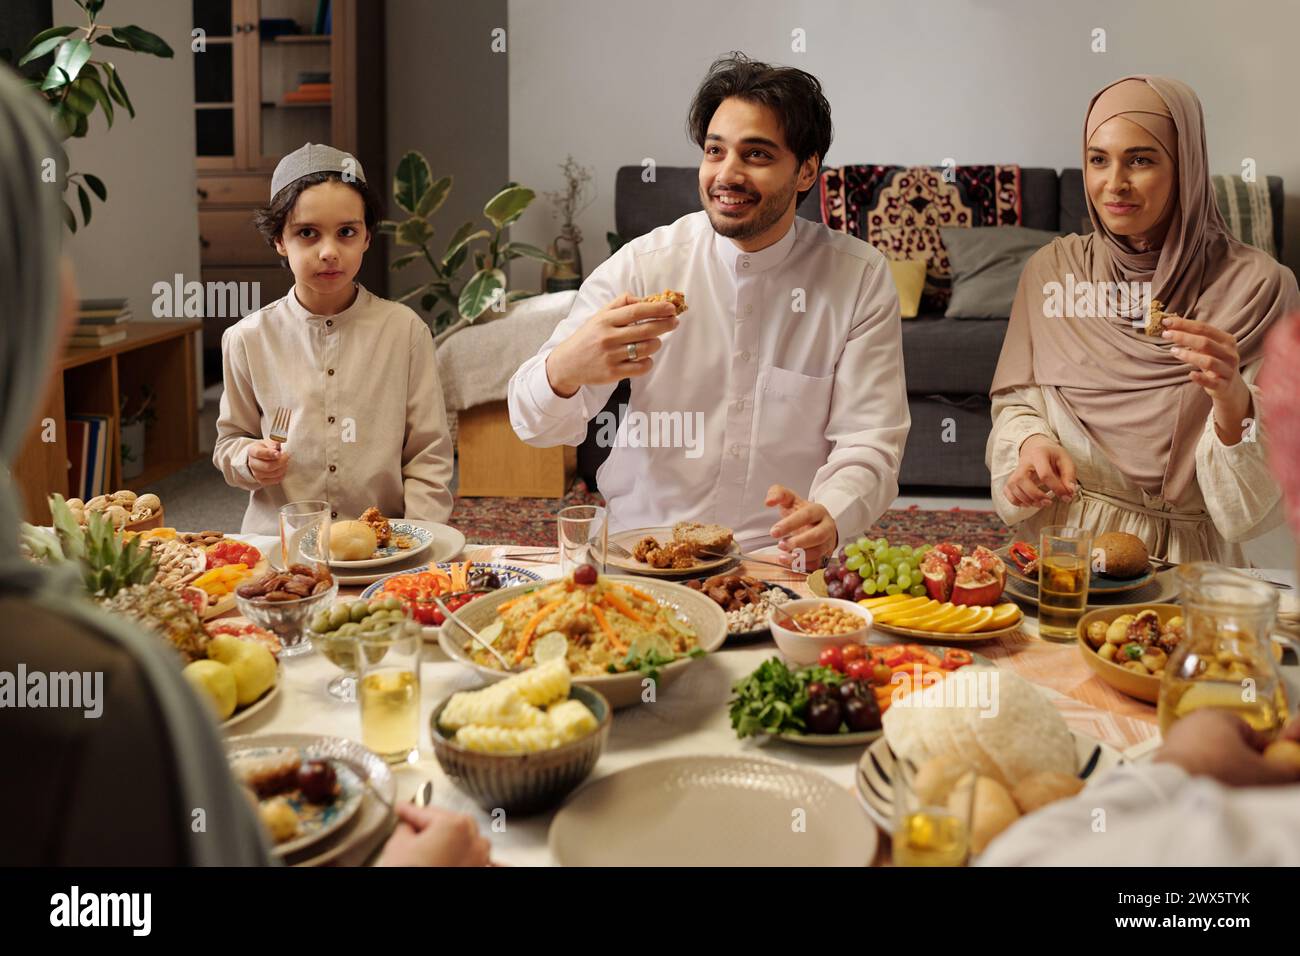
[641,290,688,315]
[359,506,392,547]
[633,536,663,563]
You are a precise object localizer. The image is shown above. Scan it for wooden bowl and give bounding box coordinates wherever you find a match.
[1076,603,1182,704]
[124,505,164,532]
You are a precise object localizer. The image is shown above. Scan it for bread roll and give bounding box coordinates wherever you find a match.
[1011,770,1085,814]
[1093,531,1149,579]
[329,520,378,561]
[961,775,1020,855]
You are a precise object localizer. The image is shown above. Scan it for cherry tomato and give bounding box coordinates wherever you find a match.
[872,663,893,686]
[845,659,873,681]
[841,643,867,664]
[818,646,845,673]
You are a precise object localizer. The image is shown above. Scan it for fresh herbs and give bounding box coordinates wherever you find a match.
[729,658,843,738]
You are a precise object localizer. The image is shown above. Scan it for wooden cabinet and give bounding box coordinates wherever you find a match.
[13,322,201,525]
[193,0,387,354]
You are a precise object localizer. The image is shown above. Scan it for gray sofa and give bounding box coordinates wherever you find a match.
[580,165,1286,492]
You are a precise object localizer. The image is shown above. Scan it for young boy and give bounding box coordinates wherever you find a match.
[214,143,454,534]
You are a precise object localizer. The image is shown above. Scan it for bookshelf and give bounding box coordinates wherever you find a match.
[12,322,201,525]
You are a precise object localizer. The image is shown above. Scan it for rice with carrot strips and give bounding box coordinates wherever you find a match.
[467,576,698,675]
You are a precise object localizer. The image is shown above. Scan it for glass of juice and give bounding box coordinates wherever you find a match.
[1037,526,1093,642]
[1158,563,1287,737]
[891,756,975,867]
[357,621,423,764]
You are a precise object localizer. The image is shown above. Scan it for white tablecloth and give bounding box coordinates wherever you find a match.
[227,534,1298,866]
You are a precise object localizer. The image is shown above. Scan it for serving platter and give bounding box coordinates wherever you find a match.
[605,526,741,577]
[264,521,466,585]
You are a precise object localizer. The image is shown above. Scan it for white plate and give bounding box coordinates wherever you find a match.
[224,736,367,857]
[549,754,877,866]
[300,520,438,569]
[605,525,740,577]
[265,521,466,585]
[854,730,1123,832]
[438,575,727,708]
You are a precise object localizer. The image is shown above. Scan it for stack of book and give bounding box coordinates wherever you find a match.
[70,298,131,348]
[283,79,332,105]
[66,414,112,500]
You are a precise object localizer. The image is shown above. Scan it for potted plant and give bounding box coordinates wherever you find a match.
[119,385,155,480]
[542,156,595,292]
[378,151,560,346]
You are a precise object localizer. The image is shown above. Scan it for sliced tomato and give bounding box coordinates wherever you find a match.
[207,539,261,569]
[942,648,974,670]
[905,644,942,666]
[879,645,910,667]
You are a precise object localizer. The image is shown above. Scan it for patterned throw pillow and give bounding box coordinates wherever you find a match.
[821,165,1023,311]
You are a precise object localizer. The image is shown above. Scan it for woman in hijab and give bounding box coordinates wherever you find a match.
[987,75,1299,563]
[0,64,488,866]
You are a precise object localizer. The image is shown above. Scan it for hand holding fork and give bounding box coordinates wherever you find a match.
[248,406,292,486]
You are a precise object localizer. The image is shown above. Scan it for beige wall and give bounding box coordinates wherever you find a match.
[55,0,201,332]
[385,0,509,299]
[507,0,1300,277]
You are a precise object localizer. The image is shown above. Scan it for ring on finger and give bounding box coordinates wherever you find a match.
[626,341,640,362]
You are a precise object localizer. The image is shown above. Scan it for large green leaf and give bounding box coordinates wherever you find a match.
[103,63,134,118]
[503,241,561,265]
[77,70,113,127]
[415,175,451,218]
[443,221,489,264]
[64,83,96,116]
[443,245,469,276]
[83,173,107,201]
[107,25,174,58]
[483,186,535,228]
[19,27,75,66]
[393,151,432,215]
[41,38,90,91]
[395,217,434,247]
[61,201,76,232]
[389,251,424,271]
[458,268,506,320]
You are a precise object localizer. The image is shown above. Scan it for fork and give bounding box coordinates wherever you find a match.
[268,406,292,450]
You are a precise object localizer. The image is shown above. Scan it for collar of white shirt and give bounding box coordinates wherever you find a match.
[711,217,799,275]
[285,282,371,323]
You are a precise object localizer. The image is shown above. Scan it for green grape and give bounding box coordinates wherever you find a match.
[873,545,888,560]
[909,584,927,596]
[878,565,894,582]
[856,537,870,551]
[876,574,890,591]
[899,545,913,556]
[845,554,865,571]
[863,579,878,595]
[917,544,932,554]
[885,584,902,595]
[845,542,860,557]
[895,561,909,578]
[898,572,912,589]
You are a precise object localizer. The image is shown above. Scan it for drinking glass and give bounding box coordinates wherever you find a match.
[1158,563,1288,737]
[892,756,976,867]
[280,499,332,571]
[357,621,422,764]
[1037,526,1092,642]
[557,505,608,577]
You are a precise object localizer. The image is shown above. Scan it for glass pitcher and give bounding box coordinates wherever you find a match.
[1157,563,1288,737]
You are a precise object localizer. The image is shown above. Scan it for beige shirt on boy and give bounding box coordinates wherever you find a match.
[214,284,455,534]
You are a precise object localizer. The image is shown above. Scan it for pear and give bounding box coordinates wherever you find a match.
[183,659,238,720]
[207,635,277,706]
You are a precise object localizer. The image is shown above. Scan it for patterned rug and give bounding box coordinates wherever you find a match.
[452,484,1015,550]
[820,164,1022,310]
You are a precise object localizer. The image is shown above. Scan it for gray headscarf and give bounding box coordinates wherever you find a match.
[0,65,269,865]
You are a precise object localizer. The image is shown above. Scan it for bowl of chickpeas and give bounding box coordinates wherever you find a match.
[1077,604,1185,703]
[769,598,873,666]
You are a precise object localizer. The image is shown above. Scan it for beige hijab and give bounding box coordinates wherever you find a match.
[992,75,1300,504]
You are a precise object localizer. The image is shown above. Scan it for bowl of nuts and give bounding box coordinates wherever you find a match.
[236,564,338,657]
[64,490,164,532]
[769,598,872,666]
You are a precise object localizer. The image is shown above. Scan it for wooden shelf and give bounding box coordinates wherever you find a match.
[15,321,201,524]
[268,34,330,44]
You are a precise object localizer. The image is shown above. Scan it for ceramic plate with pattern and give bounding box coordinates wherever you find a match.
[224,743,365,856]
[300,521,436,570]
[358,561,543,601]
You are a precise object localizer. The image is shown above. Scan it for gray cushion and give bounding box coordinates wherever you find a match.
[940,226,1062,319]
[900,315,1008,394]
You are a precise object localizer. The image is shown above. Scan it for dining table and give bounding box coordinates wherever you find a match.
[219,533,1299,866]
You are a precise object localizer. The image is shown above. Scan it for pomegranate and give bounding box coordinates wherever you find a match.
[920,550,955,602]
[951,546,1006,606]
[932,542,964,569]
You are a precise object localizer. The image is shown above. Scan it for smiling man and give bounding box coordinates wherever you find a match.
[508,53,909,566]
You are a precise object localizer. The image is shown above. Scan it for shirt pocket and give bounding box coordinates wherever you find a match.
[755,365,835,465]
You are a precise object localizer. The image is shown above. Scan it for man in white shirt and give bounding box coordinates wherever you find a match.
[508,53,909,567]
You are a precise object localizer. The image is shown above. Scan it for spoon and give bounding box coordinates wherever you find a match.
[769,603,807,633]
[412,778,433,808]
[432,594,523,672]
